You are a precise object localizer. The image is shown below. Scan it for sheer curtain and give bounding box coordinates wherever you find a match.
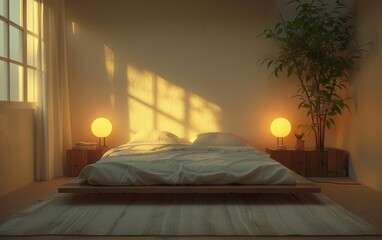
[35,0,72,181]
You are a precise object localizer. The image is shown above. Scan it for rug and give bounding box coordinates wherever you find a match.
[0,193,380,236]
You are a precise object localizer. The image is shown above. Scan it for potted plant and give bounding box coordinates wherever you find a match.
[259,0,367,151]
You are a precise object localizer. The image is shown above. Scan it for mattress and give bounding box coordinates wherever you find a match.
[78,144,296,186]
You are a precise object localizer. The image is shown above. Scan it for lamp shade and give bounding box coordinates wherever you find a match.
[270,117,291,138]
[91,118,112,138]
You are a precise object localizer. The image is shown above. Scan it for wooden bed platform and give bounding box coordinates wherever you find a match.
[58,173,320,194]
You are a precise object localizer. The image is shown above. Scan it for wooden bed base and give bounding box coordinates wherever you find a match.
[58,174,320,194]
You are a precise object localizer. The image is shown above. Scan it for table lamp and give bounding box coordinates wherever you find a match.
[270,117,291,150]
[91,117,112,148]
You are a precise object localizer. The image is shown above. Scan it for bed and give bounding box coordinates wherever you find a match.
[59,131,320,194]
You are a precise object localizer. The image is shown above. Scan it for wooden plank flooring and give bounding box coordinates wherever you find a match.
[0,177,381,240]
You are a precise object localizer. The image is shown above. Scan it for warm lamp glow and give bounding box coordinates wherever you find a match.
[270,118,291,137]
[91,118,112,147]
[91,118,112,137]
[270,117,291,150]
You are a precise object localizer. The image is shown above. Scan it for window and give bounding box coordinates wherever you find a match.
[0,0,42,102]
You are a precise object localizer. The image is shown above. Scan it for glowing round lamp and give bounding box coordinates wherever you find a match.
[270,117,291,150]
[91,117,112,148]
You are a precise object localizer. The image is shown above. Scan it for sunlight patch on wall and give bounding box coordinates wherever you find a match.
[71,21,78,36]
[127,66,155,138]
[128,98,154,134]
[104,45,115,84]
[157,76,185,122]
[189,93,221,140]
[157,113,185,137]
[127,65,154,105]
[104,45,115,110]
[126,65,221,140]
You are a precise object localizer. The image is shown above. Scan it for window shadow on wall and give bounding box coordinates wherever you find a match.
[104,44,221,141]
[126,65,221,141]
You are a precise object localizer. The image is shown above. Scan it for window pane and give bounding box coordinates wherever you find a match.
[27,68,35,102]
[27,0,39,34]
[0,60,8,101]
[27,34,38,66]
[0,20,7,57]
[9,25,23,62]
[9,0,23,26]
[40,2,43,38]
[0,0,7,18]
[10,63,24,101]
[27,0,33,31]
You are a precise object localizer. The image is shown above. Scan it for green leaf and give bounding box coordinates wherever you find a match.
[287,67,293,77]
[267,60,274,69]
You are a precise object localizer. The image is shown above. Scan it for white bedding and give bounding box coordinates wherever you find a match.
[78,144,296,186]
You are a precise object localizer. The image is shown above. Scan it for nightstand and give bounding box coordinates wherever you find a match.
[266,148,348,177]
[66,148,109,177]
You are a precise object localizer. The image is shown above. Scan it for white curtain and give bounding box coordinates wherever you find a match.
[35,0,72,181]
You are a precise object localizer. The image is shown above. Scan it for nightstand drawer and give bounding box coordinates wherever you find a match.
[66,148,109,177]
[266,148,348,177]
[66,150,88,177]
[268,150,292,169]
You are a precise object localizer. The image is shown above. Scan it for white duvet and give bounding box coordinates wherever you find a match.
[78,144,296,186]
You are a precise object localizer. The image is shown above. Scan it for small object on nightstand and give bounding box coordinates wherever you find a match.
[72,141,97,150]
[294,134,305,150]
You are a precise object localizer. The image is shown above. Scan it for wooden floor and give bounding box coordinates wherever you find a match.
[0,177,381,240]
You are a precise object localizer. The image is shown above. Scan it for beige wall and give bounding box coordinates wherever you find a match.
[65,0,382,191]
[0,103,35,196]
[337,0,382,191]
[65,0,336,151]
[1,0,380,196]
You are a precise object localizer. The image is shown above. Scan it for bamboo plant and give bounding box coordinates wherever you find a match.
[260,0,367,151]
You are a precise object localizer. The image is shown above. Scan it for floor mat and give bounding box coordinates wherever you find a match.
[0,193,380,236]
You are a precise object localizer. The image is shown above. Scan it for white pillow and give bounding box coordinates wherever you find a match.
[129,130,181,144]
[192,132,246,146]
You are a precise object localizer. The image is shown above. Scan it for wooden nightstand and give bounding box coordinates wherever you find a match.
[66,148,109,177]
[266,148,348,177]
